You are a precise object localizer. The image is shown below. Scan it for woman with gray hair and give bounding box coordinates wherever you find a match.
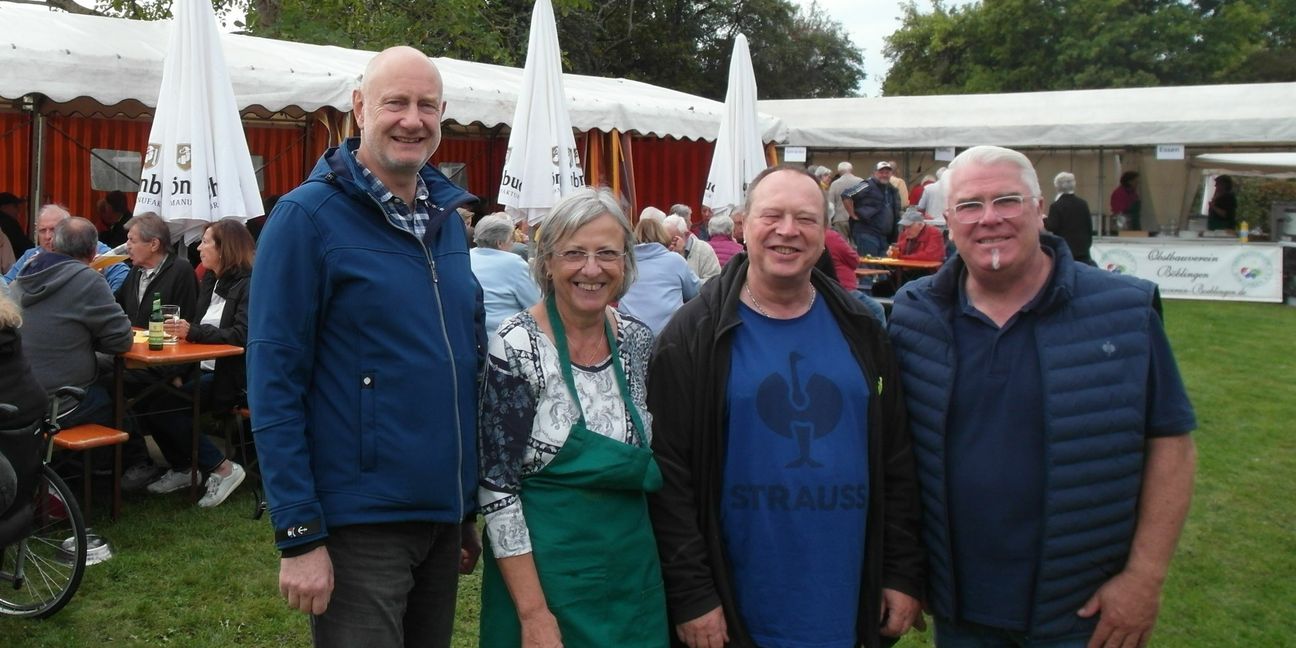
[477,187,668,647]
[1046,171,1094,264]
[707,213,744,267]
[471,213,541,333]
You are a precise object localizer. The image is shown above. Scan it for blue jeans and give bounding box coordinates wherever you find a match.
[137,372,226,472]
[935,618,1089,648]
[850,223,886,258]
[311,522,462,648]
[57,383,114,428]
[850,290,887,325]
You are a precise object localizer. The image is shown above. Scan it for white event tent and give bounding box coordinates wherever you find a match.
[760,83,1296,231]
[0,2,786,141]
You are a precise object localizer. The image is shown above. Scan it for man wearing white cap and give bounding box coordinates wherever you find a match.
[841,162,900,258]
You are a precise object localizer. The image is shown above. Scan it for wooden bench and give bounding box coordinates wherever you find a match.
[53,424,128,521]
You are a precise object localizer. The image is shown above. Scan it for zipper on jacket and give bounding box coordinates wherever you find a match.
[368,192,466,519]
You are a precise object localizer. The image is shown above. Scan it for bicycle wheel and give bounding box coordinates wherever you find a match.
[0,465,86,618]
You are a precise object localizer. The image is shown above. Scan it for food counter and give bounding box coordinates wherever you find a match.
[1090,237,1283,303]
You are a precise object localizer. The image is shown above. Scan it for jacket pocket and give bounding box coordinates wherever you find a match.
[360,370,377,471]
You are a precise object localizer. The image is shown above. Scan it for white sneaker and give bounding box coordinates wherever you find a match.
[146,469,193,495]
[198,462,245,508]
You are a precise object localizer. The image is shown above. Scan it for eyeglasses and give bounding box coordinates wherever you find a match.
[950,195,1030,224]
[554,249,626,266]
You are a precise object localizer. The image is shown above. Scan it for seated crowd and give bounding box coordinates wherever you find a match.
[1,203,255,509]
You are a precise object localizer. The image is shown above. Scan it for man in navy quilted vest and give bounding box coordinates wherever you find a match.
[888,145,1197,648]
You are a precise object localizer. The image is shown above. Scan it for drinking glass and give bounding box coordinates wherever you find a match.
[161,305,181,344]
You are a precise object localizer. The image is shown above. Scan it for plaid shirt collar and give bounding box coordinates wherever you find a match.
[351,150,433,240]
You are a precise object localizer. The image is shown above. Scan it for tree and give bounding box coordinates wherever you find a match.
[50,0,864,100]
[881,0,1294,96]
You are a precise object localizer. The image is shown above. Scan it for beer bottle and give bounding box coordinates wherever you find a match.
[148,292,165,350]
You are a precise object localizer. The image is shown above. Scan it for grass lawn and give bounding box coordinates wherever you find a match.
[3,300,1292,646]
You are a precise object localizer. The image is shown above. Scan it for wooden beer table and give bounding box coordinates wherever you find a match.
[858,255,944,292]
[857,256,943,271]
[113,331,244,500]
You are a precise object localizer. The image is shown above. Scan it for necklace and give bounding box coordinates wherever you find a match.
[745,282,816,319]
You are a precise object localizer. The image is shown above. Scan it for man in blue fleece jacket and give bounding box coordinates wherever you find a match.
[248,46,485,647]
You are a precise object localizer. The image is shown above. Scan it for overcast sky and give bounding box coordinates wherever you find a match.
[792,0,975,97]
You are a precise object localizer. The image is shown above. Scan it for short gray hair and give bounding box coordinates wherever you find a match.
[532,187,638,300]
[837,161,853,174]
[668,203,692,219]
[38,203,71,223]
[473,213,515,249]
[52,216,99,260]
[812,165,832,179]
[944,146,1041,206]
[661,214,689,237]
[127,212,172,250]
[1053,171,1077,194]
[708,214,734,236]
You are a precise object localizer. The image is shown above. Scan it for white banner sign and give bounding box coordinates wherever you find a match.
[935,146,955,162]
[1156,144,1185,160]
[783,146,807,163]
[1092,241,1282,303]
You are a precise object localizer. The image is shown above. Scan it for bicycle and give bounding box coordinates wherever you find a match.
[0,386,88,618]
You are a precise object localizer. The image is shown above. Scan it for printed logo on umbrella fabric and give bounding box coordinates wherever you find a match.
[176,144,192,171]
[143,143,161,169]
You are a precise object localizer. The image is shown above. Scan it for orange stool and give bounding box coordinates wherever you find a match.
[53,424,128,521]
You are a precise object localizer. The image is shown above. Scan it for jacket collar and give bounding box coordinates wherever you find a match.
[210,266,248,299]
[926,233,1076,313]
[314,138,475,214]
[707,251,874,341]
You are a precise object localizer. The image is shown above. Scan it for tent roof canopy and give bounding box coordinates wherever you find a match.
[0,2,785,142]
[1193,152,1296,179]
[759,83,1296,149]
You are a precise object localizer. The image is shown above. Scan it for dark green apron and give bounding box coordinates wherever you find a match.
[479,297,668,647]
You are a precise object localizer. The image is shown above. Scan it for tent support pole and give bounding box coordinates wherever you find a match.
[23,94,46,233]
[1097,146,1106,237]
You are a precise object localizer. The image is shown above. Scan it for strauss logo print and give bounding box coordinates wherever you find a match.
[756,352,844,468]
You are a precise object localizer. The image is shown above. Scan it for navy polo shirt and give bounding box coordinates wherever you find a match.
[945,254,1197,632]
[946,264,1051,631]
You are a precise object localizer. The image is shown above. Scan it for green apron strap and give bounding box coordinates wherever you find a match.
[544,293,648,448]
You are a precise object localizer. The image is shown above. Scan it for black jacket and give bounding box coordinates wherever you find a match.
[646,254,925,648]
[189,268,249,410]
[115,253,198,327]
[1046,193,1093,263]
[848,177,900,238]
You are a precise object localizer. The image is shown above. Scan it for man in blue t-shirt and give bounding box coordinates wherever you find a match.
[889,146,1197,648]
[648,166,924,648]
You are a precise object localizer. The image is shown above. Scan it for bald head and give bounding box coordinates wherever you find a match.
[353,46,446,193]
[360,46,442,95]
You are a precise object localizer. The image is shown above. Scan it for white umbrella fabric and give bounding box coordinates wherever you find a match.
[134,0,262,244]
[703,34,768,218]
[498,0,586,227]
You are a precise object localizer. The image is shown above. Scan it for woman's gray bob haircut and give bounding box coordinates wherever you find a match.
[473,213,515,249]
[530,187,638,300]
[1053,172,1077,194]
[708,213,734,236]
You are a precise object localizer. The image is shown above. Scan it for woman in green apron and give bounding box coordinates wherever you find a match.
[477,188,669,648]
